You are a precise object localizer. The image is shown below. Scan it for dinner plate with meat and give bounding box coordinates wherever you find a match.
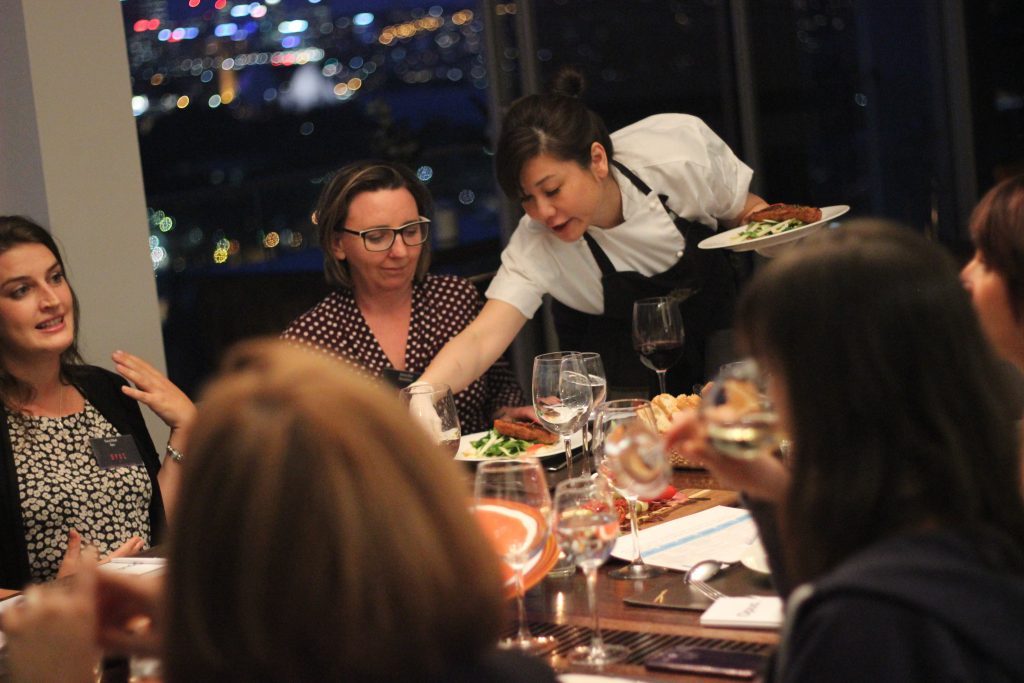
[697,204,850,256]
[456,419,584,461]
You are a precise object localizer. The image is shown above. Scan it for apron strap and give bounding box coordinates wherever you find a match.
[581,233,617,276]
[610,159,683,224]
[581,158,693,274]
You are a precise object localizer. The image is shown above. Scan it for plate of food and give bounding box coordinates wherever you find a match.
[456,419,583,461]
[697,204,850,255]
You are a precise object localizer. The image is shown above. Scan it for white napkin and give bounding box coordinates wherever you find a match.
[699,595,784,629]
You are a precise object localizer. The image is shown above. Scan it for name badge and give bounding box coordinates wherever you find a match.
[90,435,144,470]
[382,367,421,389]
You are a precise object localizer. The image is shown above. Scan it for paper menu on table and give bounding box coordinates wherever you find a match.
[100,557,166,576]
[611,505,758,571]
[699,595,784,629]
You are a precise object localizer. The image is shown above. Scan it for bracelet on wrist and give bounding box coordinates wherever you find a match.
[166,444,184,463]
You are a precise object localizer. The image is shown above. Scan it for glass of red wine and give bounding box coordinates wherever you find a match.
[632,297,685,395]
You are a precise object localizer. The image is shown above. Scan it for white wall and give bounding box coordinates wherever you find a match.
[0,0,169,444]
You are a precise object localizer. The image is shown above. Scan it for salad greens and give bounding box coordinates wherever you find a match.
[468,429,540,458]
[738,217,805,240]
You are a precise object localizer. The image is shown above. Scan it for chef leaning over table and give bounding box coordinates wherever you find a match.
[419,67,769,397]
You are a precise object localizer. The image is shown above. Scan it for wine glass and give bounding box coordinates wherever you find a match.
[579,352,607,476]
[592,399,671,580]
[474,459,556,652]
[399,382,461,457]
[553,476,630,666]
[633,296,685,395]
[701,359,780,460]
[532,352,592,476]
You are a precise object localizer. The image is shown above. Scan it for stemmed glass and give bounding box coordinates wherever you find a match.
[633,297,685,395]
[553,476,629,666]
[532,352,592,476]
[474,459,556,652]
[400,382,462,457]
[593,399,671,580]
[579,352,607,476]
[701,359,780,460]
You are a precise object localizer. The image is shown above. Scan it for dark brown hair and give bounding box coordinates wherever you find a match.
[737,220,1024,585]
[495,67,613,199]
[0,216,84,409]
[969,173,1024,320]
[165,340,505,682]
[313,160,433,289]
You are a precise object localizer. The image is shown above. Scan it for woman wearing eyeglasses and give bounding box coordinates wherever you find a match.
[282,160,528,433]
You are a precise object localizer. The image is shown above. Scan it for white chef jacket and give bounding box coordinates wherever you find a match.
[486,113,753,318]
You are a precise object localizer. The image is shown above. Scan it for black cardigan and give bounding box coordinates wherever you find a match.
[0,366,166,588]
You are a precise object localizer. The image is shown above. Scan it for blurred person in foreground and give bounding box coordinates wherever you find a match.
[960,173,1024,372]
[0,216,193,589]
[282,160,530,433]
[2,340,557,683]
[667,221,1024,682]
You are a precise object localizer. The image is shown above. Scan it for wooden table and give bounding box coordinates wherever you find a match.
[513,470,780,681]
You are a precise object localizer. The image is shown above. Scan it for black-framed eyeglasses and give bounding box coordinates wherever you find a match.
[338,217,431,252]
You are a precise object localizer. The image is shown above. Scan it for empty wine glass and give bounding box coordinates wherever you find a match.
[633,297,685,395]
[532,352,592,476]
[553,476,629,666]
[701,359,780,460]
[593,399,671,580]
[579,352,607,477]
[400,382,461,457]
[474,459,556,652]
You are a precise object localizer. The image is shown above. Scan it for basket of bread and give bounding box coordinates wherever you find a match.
[650,392,704,469]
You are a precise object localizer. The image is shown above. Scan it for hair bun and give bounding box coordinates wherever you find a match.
[550,67,586,99]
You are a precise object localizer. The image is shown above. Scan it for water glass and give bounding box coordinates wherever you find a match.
[593,399,670,580]
[474,459,557,653]
[400,382,461,457]
[553,476,629,666]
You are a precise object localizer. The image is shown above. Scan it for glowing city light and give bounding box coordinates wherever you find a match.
[353,13,374,26]
[279,20,308,34]
[131,95,149,117]
[214,23,237,37]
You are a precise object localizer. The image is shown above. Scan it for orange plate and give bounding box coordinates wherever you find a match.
[474,499,561,599]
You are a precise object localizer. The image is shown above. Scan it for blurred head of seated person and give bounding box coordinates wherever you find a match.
[734,220,1024,682]
[0,216,191,588]
[282,160,528,432]
[961,173,1024,371]
[0,340,554,683]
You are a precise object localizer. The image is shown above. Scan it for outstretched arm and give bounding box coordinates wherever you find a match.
[421,299,528,394]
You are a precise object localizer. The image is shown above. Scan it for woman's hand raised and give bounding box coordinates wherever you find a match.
[112,350,196,434]
[663,409,791,503]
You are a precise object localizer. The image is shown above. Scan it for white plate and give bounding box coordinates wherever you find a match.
[455,429,583,461]
[740,538,770,574]
[697,204,851,255]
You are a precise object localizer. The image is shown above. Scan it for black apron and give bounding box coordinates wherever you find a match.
[552,160,739,398]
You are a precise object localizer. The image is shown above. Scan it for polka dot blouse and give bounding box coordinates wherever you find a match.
[282,274,526,433]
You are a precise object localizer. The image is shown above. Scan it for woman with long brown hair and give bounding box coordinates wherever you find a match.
[670,221,1024,681]
[0,216,193,588]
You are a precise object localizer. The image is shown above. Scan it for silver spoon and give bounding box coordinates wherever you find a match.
[684,559,725,601]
